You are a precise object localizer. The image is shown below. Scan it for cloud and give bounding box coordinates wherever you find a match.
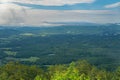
[0,3,120,26]
[0,0,95,6]
[24,10,120,25]
[0,3,29,25]
[105,2,120,8]
[0,0,120,26]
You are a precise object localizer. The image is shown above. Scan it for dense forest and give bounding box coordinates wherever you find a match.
[0,24,120,79]
[0,34,120,70]
[0,60,120,80]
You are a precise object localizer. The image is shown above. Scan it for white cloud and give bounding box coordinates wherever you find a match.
[0,3,120,26]
[105,2,120,8]
[25,9,120,25]
[0,3,29,25]
[0,1,120,26]
[0,0,95,6]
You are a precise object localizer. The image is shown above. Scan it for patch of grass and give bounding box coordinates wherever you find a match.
[20,57,40,62]
[4,51,17,56]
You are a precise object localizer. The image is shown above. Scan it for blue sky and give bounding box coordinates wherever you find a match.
[15,0,120,10]
[0,0,120,26]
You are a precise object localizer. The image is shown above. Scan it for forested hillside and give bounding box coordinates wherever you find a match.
[0,25,120,71]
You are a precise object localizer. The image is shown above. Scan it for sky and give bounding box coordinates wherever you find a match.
[0,0,120,26]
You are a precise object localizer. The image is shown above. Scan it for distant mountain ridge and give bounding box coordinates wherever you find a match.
[0,23,120,38]
[0,22,120,28]
[46,22,100,26]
